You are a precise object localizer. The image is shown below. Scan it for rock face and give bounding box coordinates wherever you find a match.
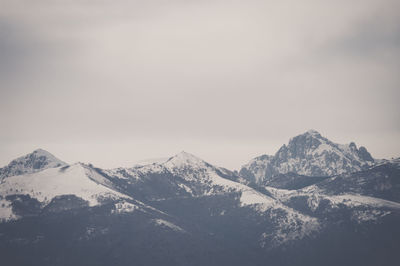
[240,130,375,185]
[0,149,67,180]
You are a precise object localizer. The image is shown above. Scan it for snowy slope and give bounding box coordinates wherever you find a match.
[1,148,397,250]
[0,150,319,246]
[103,151,320,246]
[0,163,131,221]
[240,130,375,185]
[164,152,321,246]
[108,151,284,200]
[266,184,400,224]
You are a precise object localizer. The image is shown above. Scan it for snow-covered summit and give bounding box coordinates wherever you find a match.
[164,151,209,170]
[0,149,67,180]
[0,162,134,221]
[240,130,375,184]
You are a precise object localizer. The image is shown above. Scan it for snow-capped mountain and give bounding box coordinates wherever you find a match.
[102,151,249,199]
[240,130,375,185]
[0,146,399,266]
[0,150,319,248]
[100,151,320,246]
[0,163,132,221]
[0,149,67,180]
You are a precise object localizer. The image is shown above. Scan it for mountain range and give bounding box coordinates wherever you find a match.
[0,130,399,266]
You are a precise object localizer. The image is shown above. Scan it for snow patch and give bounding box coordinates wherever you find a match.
[177,183,194,195]
[352,209,391,223]
[240,190,275,206]
[112,201,139,214]
[152,219,185,233]
[326,194,400,209]
[0,199,18,222]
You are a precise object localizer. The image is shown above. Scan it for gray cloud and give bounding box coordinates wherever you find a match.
[0,0,399,169]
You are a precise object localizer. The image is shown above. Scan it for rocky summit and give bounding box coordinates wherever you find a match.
[240,130,375,185]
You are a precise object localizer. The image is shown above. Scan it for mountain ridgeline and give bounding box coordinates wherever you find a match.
[0,131,399,266]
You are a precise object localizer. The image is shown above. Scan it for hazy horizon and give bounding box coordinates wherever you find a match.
[1,0,399,170]
[0,128,398,171]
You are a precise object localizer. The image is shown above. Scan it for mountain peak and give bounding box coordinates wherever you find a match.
[305,129,321,136]
[30,148,66,164]
[32,148,57,157]
[175,151,199,159]
[0,149,67,179]
[164,151,208,169]
[286,130,325,148]
[240,131,375,184]
[168,151,204,163]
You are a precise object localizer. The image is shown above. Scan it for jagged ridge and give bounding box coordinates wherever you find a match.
[240,130,375,184]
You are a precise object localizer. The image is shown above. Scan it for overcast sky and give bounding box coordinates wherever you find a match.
[1,0,399,170]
